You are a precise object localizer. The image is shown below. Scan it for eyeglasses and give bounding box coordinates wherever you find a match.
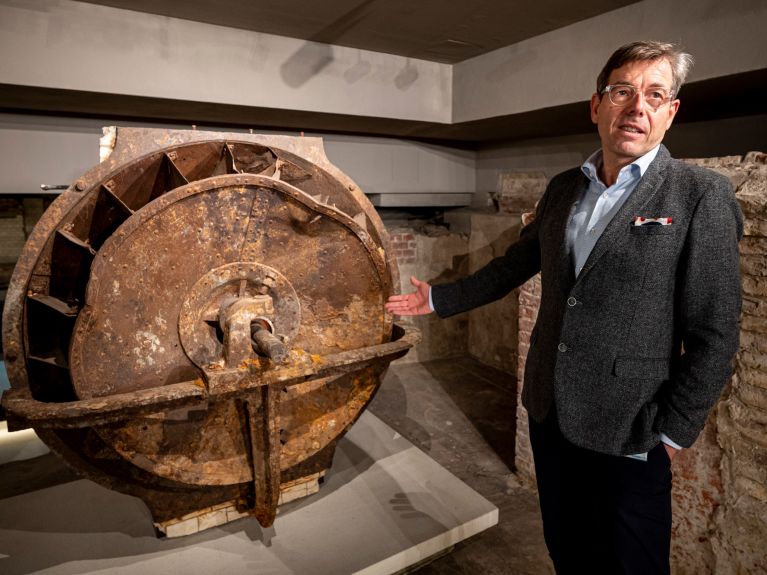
[601,84,674,111]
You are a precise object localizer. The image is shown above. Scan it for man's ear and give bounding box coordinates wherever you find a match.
[665,99,680,130]
[590,93,601,124]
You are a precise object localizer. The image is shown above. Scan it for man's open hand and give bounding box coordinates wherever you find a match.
[385,276,433,316]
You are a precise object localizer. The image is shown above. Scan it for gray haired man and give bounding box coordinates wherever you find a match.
[386,41,742,573]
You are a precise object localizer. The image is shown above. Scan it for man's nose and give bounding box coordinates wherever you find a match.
[625,91,647,115]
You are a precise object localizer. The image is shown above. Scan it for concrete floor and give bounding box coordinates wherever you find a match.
[370,357,554,575]
[0,356,553,574]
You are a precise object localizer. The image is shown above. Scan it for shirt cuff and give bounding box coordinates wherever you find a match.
[660,433,682,450]
[428,286,435,312]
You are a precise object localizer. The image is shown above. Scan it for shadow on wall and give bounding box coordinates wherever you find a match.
[394,60,419,91]
[280,0,378,88]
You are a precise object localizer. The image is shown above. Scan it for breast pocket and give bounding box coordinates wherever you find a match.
[629,225,676,236]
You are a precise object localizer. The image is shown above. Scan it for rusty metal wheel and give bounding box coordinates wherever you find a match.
[2,129,418,530]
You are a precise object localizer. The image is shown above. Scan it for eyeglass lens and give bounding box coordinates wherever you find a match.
[606,85,670,110]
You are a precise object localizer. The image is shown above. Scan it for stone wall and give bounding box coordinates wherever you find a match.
[464,212,522,377]
[390,212,523,373]
[0,197,49,354]
[515,271,540,489]
[700,152,767,574]
[513,152,767,573]
[390,224,471,364]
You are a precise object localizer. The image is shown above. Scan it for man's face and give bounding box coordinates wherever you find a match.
[590,58,680,167]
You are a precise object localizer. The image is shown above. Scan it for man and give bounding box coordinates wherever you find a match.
[385,41,742,574]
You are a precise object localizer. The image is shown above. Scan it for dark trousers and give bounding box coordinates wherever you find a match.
[529,410,672,575]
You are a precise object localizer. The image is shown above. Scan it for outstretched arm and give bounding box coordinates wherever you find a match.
[385,276,433,316]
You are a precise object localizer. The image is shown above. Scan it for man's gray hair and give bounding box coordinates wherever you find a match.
[596,41,694,97]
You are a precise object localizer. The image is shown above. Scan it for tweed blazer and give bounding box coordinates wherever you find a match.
[433,145,743,455]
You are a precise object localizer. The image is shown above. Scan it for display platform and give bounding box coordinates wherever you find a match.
[0,411,498,575]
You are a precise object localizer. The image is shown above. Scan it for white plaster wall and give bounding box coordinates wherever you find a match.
[0,114,105,194]
[0,113,476,198]
[323,135,475,198]
[0,0,452,123]
[453,0,767,122]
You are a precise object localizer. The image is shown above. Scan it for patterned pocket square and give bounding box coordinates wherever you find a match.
[633,216,673,226]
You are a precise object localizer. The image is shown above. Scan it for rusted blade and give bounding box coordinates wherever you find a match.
[243,385,281,527]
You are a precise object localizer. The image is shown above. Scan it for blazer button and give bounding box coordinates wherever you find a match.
[567,296,577,307]
[558,343,568,352]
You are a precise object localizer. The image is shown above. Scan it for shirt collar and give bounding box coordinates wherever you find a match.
[581,145,661,185]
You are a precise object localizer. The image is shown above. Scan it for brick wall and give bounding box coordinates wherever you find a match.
[515,272,540,488]
[0,199,25,262]
[0,196,49,355]
[390,224,471,364]
[706,152,767,574]
[389,231,416,265]
[513,152,767,573]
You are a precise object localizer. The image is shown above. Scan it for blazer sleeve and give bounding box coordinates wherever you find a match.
[431,181,551,318]
[658,173,743,447]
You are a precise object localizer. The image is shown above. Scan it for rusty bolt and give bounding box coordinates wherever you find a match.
[104,179,116,190]
[168,151,178,161]
[75,180,87,192]
[256,273,277,295]
[348,184,355,191]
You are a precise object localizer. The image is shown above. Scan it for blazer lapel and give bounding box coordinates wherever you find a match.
[546,171,588,285]
[576,145,671,280]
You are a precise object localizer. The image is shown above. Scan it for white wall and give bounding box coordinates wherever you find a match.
[453,0,767,122]
[0,0,452,124]
[323,135,475,198]
[0,113,477,199]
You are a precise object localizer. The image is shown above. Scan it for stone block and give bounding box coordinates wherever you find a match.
[712,500,767,574]
[742,275,767,297]
[737,193,767,220]
[743,151,767,164]
[741,253,767,276]
[740,236,767,255]
[738,367,767,390]
[226,507,249,523]
[197,508,229,531]
[163,517,199,538]
[734,476,767,503]
[738,350,767,370]
[493,172,547,214]
[741,297,767,319]
[741,314,767,334]
[742,218,767,238]
[684,156,744,167]
[739,330,767,354]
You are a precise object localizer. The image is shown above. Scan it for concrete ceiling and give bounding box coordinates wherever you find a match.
[77,0,642,63]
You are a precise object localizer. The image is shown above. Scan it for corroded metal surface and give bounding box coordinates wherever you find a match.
[1,128,418,531]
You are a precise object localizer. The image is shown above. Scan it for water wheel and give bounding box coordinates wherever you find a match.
[1,128,418,533]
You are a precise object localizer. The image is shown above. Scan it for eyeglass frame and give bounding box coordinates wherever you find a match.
[600,84,676,111]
